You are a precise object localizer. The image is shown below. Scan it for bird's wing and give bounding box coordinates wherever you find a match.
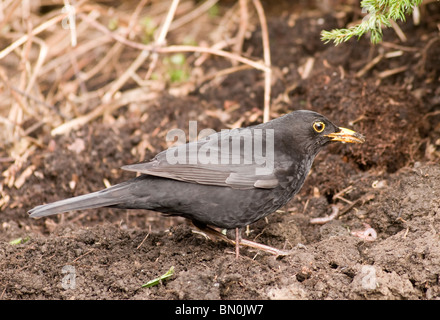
[122,128,279,189]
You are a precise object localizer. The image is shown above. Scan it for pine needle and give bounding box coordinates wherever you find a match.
[321,0,423,45]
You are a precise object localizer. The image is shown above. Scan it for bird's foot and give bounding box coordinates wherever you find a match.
[238,238,291,257]
[191,222,291,258]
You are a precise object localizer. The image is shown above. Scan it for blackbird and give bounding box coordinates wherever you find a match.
[29,110,365,257]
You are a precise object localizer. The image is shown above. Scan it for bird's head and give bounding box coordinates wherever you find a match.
[280,110,365,157]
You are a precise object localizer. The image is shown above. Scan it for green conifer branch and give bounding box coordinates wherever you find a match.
[321,0,423,45]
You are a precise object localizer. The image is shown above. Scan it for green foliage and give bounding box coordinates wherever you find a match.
[141,16,158,44]
[321,0,423,45]
[208,3,219,17]
[108,18,119,31]
[9,236,30,245]
[142,266,175,288]
[163,53,190,83]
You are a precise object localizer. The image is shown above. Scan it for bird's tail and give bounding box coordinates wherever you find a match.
[28,181,133,218]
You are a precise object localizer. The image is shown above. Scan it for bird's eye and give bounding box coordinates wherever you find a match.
[313,121,325,133]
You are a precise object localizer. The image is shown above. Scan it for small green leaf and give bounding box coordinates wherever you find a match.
[142,266,175,288]
[170,69,189,83]
[108,18,119,31]
[141,16,157,44]
[170,53,186,66]
[9,236,30,245]
[208,4,219,17]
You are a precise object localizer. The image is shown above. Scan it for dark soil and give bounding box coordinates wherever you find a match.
[1,1,440,300]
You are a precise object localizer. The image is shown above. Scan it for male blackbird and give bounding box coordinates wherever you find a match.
[29,110,364,257]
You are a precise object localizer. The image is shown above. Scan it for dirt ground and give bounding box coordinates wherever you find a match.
[1,1,440,300]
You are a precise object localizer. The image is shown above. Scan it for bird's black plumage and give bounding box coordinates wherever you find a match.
[29,110,364,231]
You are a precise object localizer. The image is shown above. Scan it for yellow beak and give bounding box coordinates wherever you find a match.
[325,127,365,144]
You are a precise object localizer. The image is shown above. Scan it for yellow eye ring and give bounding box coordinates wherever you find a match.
[313,121,325,133]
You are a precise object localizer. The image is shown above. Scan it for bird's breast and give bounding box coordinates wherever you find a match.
[274,155,314,194]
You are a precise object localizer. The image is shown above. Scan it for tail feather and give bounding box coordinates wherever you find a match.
[28,182,131,218]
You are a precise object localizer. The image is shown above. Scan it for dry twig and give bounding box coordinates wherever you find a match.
[252,0,271,123]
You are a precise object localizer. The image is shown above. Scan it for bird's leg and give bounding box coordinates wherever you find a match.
[191,220,230,242]
[224,228,243,258]
[235,228,240,259]
[238,238,290,256]
[191,221,290,257]
[226,227,290,256]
